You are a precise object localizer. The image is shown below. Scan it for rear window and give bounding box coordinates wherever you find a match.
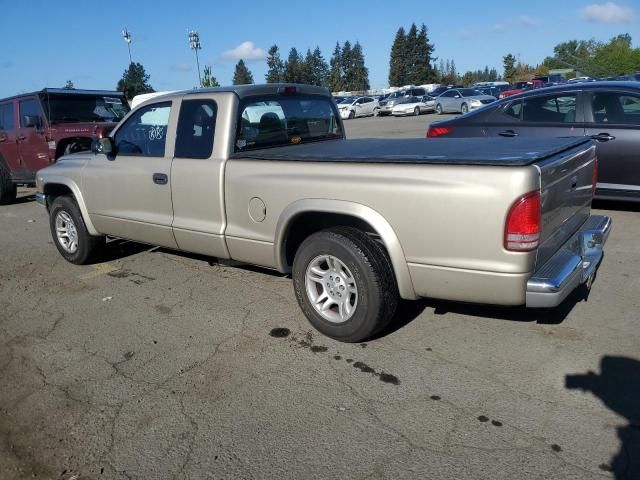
[41,93,130,124]
[235,95,343,151]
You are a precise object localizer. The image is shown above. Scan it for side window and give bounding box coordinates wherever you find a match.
[363,97,373,104]
[522,94,577,123]
[175,99,217,159]
[592,92,640,125]
[503,101,523,120]
[19,99,40,127]
[114,102,171,157]
[0,103,14,130]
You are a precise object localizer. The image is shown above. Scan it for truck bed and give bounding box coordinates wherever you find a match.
[234,137,593,166]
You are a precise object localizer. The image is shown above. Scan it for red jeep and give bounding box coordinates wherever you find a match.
[0,89,129,203]
[498,79,545,99]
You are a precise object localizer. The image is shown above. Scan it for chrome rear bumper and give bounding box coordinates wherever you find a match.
[526,215,611,308]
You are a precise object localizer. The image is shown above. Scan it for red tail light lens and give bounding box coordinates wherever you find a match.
[278,85,297,94]
[426,125,454,138]
[592,158,598,196]
[504,191,541,252]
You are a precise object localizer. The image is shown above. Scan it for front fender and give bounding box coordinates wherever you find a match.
[274,199,417,300]
[38,174,99,236]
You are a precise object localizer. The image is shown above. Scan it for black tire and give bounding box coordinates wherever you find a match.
[0,160,17,205]
[292,227,398,343]
[49,196,104,265]
[414,107,420,116]
[436,104,443,115]
[373,107,380,117]
[461,103,468,114]
[349,110,355,119]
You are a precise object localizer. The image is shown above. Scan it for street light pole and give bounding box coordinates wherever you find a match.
[189,30,202,87]
[122,28,133,64]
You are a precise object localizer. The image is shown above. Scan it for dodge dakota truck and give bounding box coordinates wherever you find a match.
[35,84,611,342]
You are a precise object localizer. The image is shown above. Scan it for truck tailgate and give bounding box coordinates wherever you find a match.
[535,142,596,269]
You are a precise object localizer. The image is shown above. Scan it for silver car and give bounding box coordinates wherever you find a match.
[435,88,496,114]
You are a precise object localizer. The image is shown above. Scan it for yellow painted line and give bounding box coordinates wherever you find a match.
[79,263,118,280]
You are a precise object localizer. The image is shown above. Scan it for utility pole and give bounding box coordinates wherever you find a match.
[122,28,133,64]
[189,30,202,87]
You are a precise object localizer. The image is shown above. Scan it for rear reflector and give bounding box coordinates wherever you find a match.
[592,158,598,196]
[426,125,454,138]
[278,85,298,94]
[504,191,541,252]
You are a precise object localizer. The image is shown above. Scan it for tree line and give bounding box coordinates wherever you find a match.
[388,23,437,86]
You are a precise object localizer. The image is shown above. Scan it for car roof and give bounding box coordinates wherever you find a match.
[185,83,330,99]
[504,81,640,101]
[0,88,125,103]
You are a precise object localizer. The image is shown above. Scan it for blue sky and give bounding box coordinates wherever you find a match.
[0,0,637,97]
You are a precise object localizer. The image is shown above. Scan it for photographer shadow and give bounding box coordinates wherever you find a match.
[566,356,640,478]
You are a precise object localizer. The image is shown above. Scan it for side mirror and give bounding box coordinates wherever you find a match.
[91,137,116,158]
[23,115,41,129]
[455,95,461,99]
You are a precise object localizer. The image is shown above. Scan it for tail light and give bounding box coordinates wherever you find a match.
[426,125,454,138]
[504,191,541,252]
[278,85,297,94]
[592,158,598,196]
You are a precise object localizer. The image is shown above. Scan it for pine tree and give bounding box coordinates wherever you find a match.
[232,60,254,85]
[389,27,407,87]
[503,53,517,82]
[64,80,74,89]
[116,62,154,100]
[413,24,436,84]
[405,23,419,84]
[201,65,220,88]
[341,41,353,90]
[328,42,343,92]
[305,46,329,86]
[300,49,314,85]
[349,42,370,91]
[265,45,285,83]
[284,47,303,83]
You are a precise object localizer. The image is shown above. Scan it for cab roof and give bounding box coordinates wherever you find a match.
[0,88,125,102]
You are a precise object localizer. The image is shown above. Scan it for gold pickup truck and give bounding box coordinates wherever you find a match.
[35,84,611,342]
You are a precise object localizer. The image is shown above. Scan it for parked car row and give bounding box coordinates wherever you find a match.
[427,81,640,201]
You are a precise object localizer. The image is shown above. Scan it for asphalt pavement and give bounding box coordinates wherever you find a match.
[1,114,638,480]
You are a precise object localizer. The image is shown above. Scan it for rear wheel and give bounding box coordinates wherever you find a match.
[292,227,398,343]
[49,196,105,264]
[461,103,469,114]
[436,104,443,115]
[0,161,17,205]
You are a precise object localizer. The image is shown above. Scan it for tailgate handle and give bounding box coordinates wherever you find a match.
[152,173,168,185]
[570,176,578,190]
[499,130,518,137]
[591,133,615,142]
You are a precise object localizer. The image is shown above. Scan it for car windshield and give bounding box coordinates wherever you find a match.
[429,87,448,96]
[338,98,354,104]
[41,93,130,124]
[398,97,418,104]
[236,95,343,151]
[460,89,482,97]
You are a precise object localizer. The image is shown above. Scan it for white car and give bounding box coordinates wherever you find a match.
[391,96,433,116]
[338,96,379,119]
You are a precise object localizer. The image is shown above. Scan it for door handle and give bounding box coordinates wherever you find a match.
[152,173,168,185]
[17,134,26,141]
[499,130,519,137]
[0,134,7,143]
[591,133,615,142]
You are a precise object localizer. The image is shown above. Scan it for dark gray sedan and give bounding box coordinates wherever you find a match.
[427,82,640,201]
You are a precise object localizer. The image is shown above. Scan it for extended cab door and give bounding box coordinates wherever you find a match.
[584,90,640,195]
[170,94,229,258]
[0,101,19,174]
[17,97,51,177]
[486,91,584,139]
[82,101,178,248]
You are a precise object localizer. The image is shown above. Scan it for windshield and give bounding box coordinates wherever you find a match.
[236,95,344,151]
[338,98,354,105]
[398,96,418,104]
[429,87,448,97]
[460,89,482,97]
[41,94,129,124]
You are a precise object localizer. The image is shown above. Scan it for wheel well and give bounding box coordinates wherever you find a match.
[55,137,93,159]
[282,212,387,270]
[43,183,74,209]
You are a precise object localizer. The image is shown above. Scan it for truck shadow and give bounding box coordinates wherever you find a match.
[566,356,640,478]
[593,199,640,213]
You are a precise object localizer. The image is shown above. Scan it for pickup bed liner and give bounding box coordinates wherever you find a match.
[234,137,592,166]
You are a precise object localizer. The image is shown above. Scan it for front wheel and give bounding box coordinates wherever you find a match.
[436,104,443,115]
[0,161,17,205]
[292,227,398,342]
[414,107,420,116]
[373,107,380,117]
[461,103,469,114]
[349,110,355,119]
[49,196,104,264]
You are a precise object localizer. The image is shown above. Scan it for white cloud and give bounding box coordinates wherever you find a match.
[170,63,192,73]
[491,23,507,33]
[580,2,634,23]
[222,41,267,61]
[516,15,542,27]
